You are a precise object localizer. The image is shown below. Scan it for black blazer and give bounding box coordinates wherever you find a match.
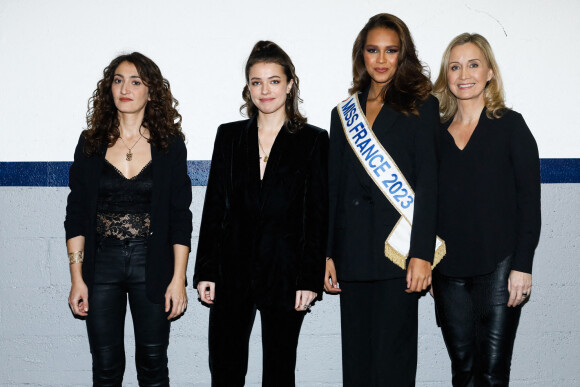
[193,118,328,310]
[64,133,193,303]
[327,89,439,281]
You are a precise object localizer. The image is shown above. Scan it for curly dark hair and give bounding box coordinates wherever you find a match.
[83,52,184,156]
[350,13,432,115]
[240,41,307,132]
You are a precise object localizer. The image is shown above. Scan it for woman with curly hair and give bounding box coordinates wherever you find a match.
[65,52,192,385]
[325,13,442,385]
[432,33,540,386]
[194,41,328,386]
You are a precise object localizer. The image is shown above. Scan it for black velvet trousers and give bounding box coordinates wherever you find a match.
[433,256,522,387]
[208,294,306,387]
[339,278,419,387]
[86,238,170,387]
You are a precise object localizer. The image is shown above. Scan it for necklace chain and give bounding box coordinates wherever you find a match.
[258,136,269,163]
[119,127,144,161]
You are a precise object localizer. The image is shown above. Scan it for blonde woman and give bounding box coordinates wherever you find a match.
[433,33,541,386]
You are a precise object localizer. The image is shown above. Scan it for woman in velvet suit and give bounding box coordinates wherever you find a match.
[65,52,192,386]
[432,33,540,386]
[325,14,439,386]
[193,41,328,386]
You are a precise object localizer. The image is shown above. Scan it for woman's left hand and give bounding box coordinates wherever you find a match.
[165,279,188,320]
[295,290,317,312]
[507,270,532,307]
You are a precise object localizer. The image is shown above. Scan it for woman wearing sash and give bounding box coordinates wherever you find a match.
[432,33,540,386]
[65,52,192,385]
[194,41,328,386]
[325,13,440,385]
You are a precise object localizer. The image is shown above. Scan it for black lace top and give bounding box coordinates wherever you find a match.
[96,160,153,239]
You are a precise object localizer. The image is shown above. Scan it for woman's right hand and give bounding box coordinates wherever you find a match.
[197,281,215,304]
[324,258,341,293]
[68,280,89,317]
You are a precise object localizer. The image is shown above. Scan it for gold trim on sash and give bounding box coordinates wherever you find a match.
[337,94,446,269]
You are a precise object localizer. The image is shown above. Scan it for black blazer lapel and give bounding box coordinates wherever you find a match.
[87,147,106,216]
[359,88,401,141]
[150,143,162,218]
[243,117,261,212]
[348,89,401,190]
[259,126,290,211]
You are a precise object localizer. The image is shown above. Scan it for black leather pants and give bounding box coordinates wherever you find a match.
[433,256,522,387]
[86,238,170,387]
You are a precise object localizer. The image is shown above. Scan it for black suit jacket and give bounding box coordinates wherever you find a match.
[327,90,439,281]
[193,118,328,310]
[64,133,193,303]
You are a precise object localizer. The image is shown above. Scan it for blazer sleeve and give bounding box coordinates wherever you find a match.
[509,113,541,273]
[408,97,439,263]
[193,125,227,286]
[326,108,344,258]
[169,137,193,248]
[64,133,89,241]
[297,129,329,292]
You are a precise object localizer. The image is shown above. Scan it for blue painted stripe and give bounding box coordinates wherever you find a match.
[0,161,211,187]
[0,159,578,186]
[540,159,580,183]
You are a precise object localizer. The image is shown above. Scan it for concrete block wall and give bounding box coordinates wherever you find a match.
[0,184,578,386]
[2,2,580,385]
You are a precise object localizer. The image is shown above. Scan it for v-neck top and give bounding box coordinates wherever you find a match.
[436,108,541,276]
[96,159,153,239]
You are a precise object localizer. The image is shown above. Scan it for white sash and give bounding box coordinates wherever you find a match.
[336,94,446,269]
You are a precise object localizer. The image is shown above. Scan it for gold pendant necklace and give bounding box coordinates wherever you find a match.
[119,131,144,161]
[258,137,269,163]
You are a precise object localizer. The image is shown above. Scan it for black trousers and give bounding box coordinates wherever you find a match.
[86,238,171,387]
[340,278,419,387]
[208,294,306,387]
[433,256,522,387]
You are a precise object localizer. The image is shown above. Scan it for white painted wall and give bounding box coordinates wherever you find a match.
[0,0,578,161]
[1,1,580,386]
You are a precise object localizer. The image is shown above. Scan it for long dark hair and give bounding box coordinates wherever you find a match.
[83,52,184,156]
[240,41,307,132]
[350,13,432,115]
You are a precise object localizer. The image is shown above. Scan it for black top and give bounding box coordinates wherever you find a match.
[436,108,541,277]
[98,160,153,214]
[327,89,439,281]
[65,134,192,303]
[96,160,153,239]
[193,118,328,310]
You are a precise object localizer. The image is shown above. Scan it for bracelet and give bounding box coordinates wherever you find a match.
[68,251,84,265]
[326,257,332,262]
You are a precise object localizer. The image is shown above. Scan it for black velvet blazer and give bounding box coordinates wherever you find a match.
[193,118,328,310]
[64,133,193,304]
[327,90,439,281]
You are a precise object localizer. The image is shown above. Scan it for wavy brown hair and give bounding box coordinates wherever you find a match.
[83,52,184,156]
[433,33,506,123]
[350,13,432,115]
[240,41,307,132]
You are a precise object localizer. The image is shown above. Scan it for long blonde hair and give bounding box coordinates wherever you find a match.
[433,33,506,123]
